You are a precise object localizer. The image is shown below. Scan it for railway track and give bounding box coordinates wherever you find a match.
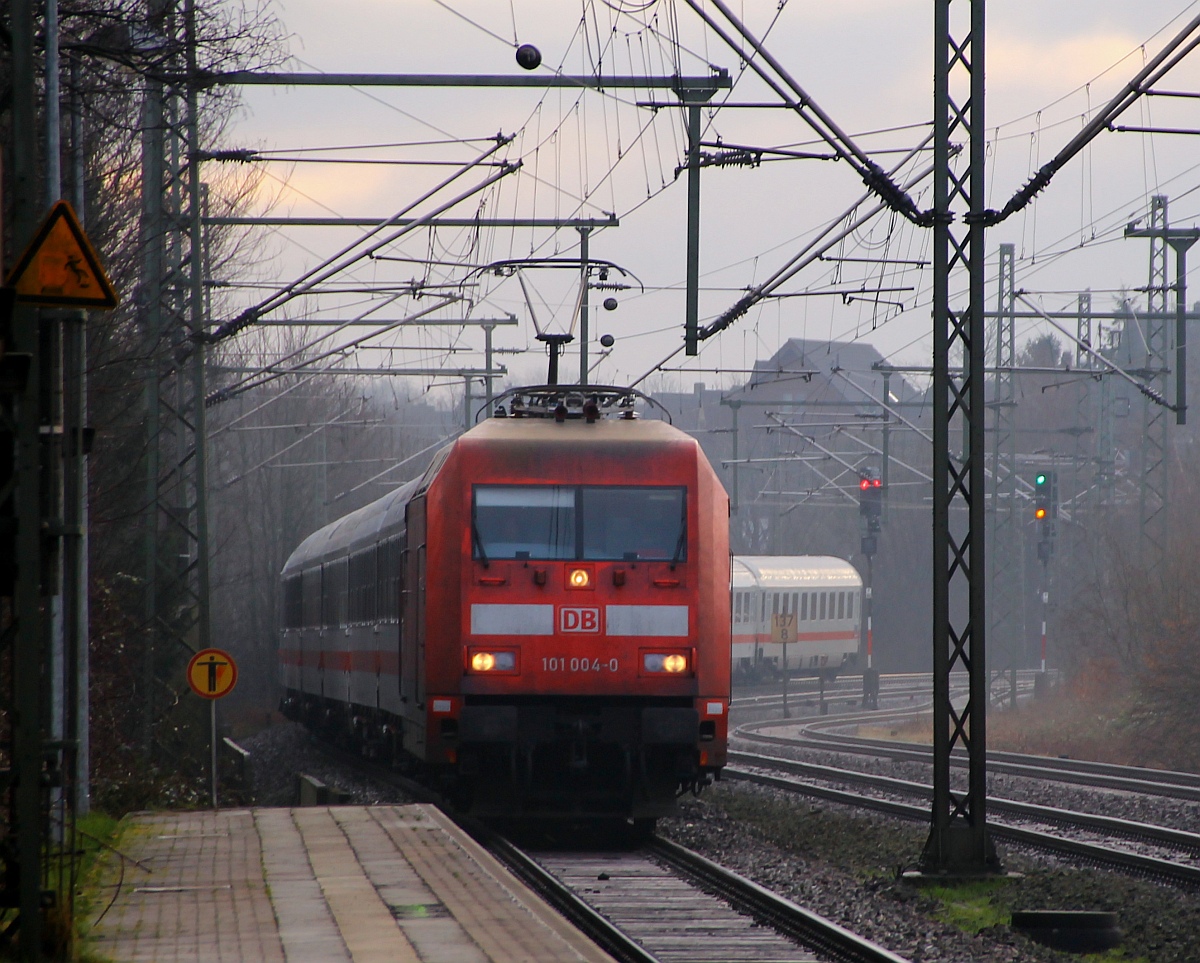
[730,670,1042,720]
[317,742,913,963]
[486,832,911,963]
[740,714,1200,803]
[725,745,1200,888]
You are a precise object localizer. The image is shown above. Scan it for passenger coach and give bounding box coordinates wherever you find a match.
[731,555,862,682]
[280,387,731,823]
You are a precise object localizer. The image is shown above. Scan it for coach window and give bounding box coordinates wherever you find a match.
[838,592,845,619]
[819,592,827,620]
[302,567,321,628]
[283,575,303,629]
[377,539,398,620]
[323,559,348,628]
[474,486,574,559]
[847,592,855,619]
[800,593,808,621]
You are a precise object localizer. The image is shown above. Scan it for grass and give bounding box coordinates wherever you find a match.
[925,880,1012,932]
[71,811,130,963]
[853,673,1169,771]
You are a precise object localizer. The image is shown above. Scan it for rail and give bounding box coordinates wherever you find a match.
[724,762,1200,889]
[649,836,912,963]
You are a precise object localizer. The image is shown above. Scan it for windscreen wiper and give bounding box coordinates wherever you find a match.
[670,512,687,571]
[472,521,489,568]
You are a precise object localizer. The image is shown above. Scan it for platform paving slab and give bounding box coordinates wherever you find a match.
[85,804,615,963]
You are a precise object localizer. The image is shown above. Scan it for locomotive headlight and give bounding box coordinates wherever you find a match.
[469,650,516,672]
[567,567,592,589]
[662,653,687,673]
[643,651,689,673]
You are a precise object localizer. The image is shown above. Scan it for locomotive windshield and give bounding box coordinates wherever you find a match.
[473,485,686,562]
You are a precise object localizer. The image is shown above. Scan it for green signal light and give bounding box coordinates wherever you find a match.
[1035,473,1047,486]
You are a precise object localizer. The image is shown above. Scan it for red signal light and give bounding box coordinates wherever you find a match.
[860,478,870,490]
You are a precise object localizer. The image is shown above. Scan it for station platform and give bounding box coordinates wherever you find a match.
[86,804,616,963]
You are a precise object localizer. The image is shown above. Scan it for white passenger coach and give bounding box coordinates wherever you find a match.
[732,555,862,682]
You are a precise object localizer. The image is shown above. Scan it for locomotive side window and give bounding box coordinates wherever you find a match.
[472,485,686,561]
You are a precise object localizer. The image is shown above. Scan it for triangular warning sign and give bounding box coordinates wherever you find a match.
[5,200,118,309]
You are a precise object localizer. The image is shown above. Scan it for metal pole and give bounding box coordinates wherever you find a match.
[866,554,874,671]
[1172,238,1197,425]
[483,323,495,412]
[928,0,953,872]
[139,1,167,756]
[880,373,891,525]
[68,54,90,817]
[11,0,47,952]
[780,641,789,719]
[1040,565,1048,674]
[210,699,218,809]
[45,0,69,861]
[729,401,740,514]
[44,0,61,206]
[579,227,590,385]
[187,4,211,654]
[685,102,702,356]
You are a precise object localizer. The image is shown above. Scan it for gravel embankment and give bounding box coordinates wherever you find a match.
[238,723,1200,962]
[663,781,1200,963]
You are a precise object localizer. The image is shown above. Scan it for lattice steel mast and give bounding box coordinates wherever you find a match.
[138,0,213,756]
[922,0,1000,874]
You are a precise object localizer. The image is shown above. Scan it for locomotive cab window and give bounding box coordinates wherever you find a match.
[474,486,575,559]
[473,485,686,562]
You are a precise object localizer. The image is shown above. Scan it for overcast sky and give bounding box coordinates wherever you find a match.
[219,1,1200,398]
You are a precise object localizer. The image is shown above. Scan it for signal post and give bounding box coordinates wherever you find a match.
[1033,471,1057,696]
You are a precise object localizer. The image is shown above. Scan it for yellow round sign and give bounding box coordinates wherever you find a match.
[187,648,238,700]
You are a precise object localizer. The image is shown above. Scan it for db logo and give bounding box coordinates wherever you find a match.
[560,607,601,633]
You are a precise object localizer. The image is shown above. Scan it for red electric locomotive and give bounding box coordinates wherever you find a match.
[280,386,731,823]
